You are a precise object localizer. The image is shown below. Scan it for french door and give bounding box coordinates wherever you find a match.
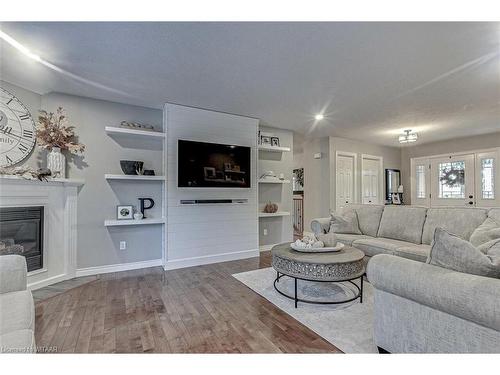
[430,154,475,207]
[413,149,499,207]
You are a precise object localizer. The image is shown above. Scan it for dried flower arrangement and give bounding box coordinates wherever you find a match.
[36,107,85,154]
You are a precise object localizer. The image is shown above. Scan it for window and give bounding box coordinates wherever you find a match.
[481,158,494,199]
[438,161,465,199]
[416,165,426,199]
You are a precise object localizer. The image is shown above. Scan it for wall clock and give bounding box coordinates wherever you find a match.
[0,87,36,167]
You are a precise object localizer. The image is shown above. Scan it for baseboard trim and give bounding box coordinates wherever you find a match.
[164,249,259,271]
[28,273,69,290]
[259,243,280,252]
[76,259,163,277]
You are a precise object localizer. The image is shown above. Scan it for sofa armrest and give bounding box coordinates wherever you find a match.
[311,217,331,236]
[367,254,500,332]
[0,255,27,294]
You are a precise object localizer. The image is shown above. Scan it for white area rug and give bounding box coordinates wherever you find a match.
[232,267,377,353]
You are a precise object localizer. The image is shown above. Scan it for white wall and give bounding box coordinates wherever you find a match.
[165,103,259,269]
[258,126,293,247]
[1,82,164,270]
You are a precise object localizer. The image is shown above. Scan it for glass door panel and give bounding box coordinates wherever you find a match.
[476,150,499,207]
[431,154,474,207]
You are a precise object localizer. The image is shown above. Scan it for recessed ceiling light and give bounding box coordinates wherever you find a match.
[315,114,324,121]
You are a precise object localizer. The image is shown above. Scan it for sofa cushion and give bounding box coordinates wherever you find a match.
[469,218,500,247]
[0,329,35,353]
[352,237,416,257]
[427,228,500,279]
[377,206,427,244]
[488,208,500,222]
[421,208,487,245]
[478,238,500,253]
[0,290,34,335]
[345,204,384,237]
[330,209,362,234]
[394,244,431,263]
[335,233,373,246]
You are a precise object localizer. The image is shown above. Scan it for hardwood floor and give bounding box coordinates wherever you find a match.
[34,252,341,353]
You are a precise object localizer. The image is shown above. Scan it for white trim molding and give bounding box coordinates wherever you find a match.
[164,248,259,271]
[76,258,163,277]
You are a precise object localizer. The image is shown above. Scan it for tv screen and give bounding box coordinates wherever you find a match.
[178,140,251,188]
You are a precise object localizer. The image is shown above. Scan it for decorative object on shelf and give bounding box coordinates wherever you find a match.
[260,135,272,146]
[117,205,133,220]
[120,160,144,175]
[224,162,232,171]
[138,197,155,218]
[0,87,36,167]
[398,129,418,144]
[279,173,285,180]
[271,137,280,147]
[263,202,278,213]
[440,166,465,187]
[133,212,144,220]
[120,121,156,132]
[143,169,155,176]
[260,170,277,181]
[0,166,52,181]
[36,107,85,178]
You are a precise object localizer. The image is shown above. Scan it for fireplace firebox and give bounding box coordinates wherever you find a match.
[0,206,44,272]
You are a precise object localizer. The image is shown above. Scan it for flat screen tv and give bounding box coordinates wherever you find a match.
[178,140,251,188]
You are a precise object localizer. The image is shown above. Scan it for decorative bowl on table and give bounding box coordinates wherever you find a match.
[120,160,144,175]
[290,233,344,253]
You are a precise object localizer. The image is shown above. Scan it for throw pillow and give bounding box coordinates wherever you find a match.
[477,238,500,254]
[329,209,362,235]
[469,218,500,247]
[427,227,500,279]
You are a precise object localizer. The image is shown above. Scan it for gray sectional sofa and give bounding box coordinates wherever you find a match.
[0,255,36,353]
[311,205,500,353]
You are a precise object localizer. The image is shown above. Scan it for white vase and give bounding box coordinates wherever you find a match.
[47,147,66,178]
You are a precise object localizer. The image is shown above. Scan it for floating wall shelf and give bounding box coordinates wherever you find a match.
[105,174,166,181]
[258,145,291,153]
[258,211,291,218]
[105,126,165,150]
[258,179,290,184]
[104,218,166,227]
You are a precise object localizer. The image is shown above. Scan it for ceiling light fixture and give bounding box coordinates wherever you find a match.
[315,114,324,121]
[398,129,418,144]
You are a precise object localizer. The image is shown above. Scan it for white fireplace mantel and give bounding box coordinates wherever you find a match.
[0,176,84,290]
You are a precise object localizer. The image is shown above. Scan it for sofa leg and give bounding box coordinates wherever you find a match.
[377,346,390,354]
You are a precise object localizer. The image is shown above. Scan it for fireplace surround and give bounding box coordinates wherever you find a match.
[0,206,44,272]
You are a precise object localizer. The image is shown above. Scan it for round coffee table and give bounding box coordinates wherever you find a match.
[271,242,365,308]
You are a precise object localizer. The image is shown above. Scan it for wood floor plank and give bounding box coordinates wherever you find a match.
[34,252,340,353]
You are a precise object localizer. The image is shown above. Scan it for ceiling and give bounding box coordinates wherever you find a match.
[1,22,499,147]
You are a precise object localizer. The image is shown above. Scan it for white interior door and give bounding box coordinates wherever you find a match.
[362,155,382,205]
[336,153,356,211]
[430,154,475,207]
[475,150,500,207]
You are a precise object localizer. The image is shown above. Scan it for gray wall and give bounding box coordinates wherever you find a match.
[1,81,164,269]
[303,137,331,228]
[258,126,293,247]
[401,132,500,200]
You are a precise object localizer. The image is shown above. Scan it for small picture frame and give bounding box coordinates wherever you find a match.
[117,205,134,220]
[260,135,272,145]
[224,162,232,171]
[391,193,401,205]
[271,137,280,147]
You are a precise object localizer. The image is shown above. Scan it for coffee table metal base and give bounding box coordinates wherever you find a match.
[273,271,364,308]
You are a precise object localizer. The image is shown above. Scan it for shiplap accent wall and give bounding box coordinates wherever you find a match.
[164,103,259,269]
